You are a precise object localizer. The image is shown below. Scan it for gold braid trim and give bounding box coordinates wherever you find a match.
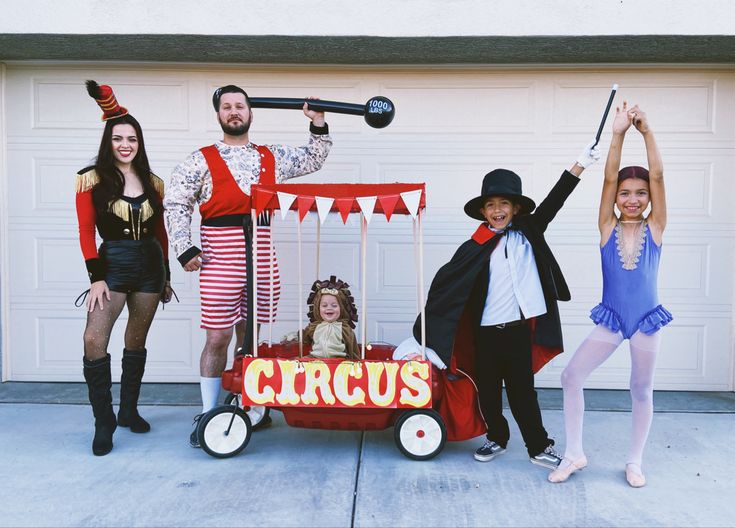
[75,169,100,193]
[78,169,160,224]
[139,199,154,223]
[107,198,154,223]
[109,199,132,222]
[150,174,165,197]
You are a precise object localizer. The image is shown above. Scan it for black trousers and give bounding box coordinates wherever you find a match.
[475,323,552,457]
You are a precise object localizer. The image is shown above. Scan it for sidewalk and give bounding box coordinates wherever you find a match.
[0,389,734,527]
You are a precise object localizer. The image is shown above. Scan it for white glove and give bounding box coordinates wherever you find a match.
[576,141,601,168]
[392,336,447,370]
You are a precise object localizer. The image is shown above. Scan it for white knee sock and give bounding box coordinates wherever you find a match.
[200,376,221,414]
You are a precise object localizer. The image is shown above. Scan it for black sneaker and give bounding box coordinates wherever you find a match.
[530,444,562,469]
[474,440,506,462]
[189,413,203,448]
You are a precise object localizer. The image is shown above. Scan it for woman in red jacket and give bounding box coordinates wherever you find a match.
[76,81,172,456]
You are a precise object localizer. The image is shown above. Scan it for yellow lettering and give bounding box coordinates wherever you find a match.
[366,362,398,407]
[333,362,366,406]
[301,361,336,405]
[275,359,300,405]
[399,362,432,407]
[243,359,275,405]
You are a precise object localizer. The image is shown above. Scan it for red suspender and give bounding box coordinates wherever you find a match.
[198,144,275,220]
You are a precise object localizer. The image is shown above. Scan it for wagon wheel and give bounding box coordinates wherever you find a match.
[394,409,446,461]
[197,405,252,459]
[223,392,271,430]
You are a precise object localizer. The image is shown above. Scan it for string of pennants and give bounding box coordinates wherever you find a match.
[251,183,426,224]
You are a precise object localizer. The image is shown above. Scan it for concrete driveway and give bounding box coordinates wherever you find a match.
[0,400,733,527]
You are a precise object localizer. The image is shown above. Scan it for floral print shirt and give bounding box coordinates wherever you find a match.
[164,131,332,259]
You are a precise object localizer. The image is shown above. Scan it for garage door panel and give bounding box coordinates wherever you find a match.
[33,157,82,213]
[661,239,733,303]
[7,150,100,220]
[7,229,86,298]
[377,238,424,297]
[663,161,713,217]
[551,82,630,134]
[32,78,192,131]
[8,310,86,380]
[610,84,714,134]
[382,83,536,135]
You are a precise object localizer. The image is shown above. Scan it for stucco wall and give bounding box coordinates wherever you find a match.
[3,0,734,37]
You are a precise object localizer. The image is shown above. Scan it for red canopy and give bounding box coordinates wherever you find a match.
[251,183,426,222]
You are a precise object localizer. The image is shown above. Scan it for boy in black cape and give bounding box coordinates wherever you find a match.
[413,141,600,469]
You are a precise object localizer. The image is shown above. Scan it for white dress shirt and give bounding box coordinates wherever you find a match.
[480,227,547,326]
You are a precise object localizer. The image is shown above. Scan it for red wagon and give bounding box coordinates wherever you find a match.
[196,183,485,459]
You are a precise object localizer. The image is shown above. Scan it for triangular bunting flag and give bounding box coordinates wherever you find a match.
[297,195,315,222]
[335,198,354,224]
[400,190,422,219]
[315,196,335,225]
[276,192,297,220]
[356,196,377,224]
[254,188,275,217]
[377,194,400,222]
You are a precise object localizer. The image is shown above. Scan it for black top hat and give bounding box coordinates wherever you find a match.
[463,168,536,221]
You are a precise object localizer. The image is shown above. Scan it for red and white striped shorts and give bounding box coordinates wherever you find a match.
[199,225,281,330]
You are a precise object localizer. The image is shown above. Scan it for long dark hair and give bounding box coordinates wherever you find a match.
[92,114,159,214]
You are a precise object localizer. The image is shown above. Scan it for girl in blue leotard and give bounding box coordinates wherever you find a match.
[549,103,671,488]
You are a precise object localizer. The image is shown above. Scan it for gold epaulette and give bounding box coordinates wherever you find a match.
[150,173,165,197]
[75,167,99,193]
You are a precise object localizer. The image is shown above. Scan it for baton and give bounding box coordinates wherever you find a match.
[592,84,618,148]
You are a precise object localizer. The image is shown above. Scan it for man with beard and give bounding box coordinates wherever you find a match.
[164,85,332,447]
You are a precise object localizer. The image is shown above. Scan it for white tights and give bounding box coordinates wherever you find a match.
[560,324,661,467]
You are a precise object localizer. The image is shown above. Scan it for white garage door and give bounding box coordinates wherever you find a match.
[3,64,734,389]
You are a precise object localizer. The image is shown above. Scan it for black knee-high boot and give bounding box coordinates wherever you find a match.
[83,354,117,456]
[117,348,151,433]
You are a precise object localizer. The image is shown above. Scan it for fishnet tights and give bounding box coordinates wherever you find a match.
[83,291,160,360]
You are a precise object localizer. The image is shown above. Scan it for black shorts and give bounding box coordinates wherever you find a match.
[100,239,165,294]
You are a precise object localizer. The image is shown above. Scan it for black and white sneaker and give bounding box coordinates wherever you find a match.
[189,413,203,448]
[474,440,506,462]
[530,444,562,469]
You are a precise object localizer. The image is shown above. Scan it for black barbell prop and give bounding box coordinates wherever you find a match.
[249,96,395,129]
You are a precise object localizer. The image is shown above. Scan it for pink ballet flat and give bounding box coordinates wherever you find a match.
[625,463,646,488]
[548,456,588,483]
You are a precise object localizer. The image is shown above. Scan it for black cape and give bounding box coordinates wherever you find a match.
[413,170,580,372]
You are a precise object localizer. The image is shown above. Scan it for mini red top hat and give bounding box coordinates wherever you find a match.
[86,80,128,121]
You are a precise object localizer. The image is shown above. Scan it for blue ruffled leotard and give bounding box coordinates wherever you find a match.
[590,221,673,339]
